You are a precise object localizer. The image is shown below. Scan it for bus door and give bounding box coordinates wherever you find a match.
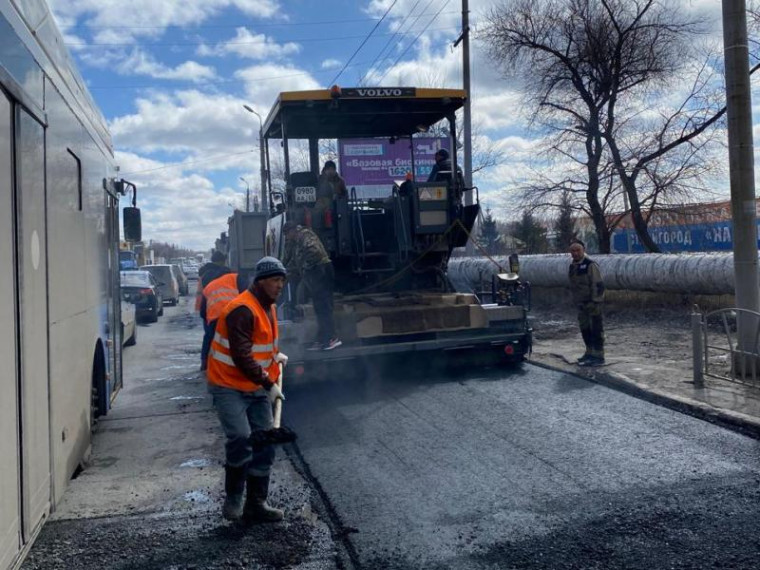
[0,89,22,570]
[108,194,123,397]
[15,104,51,543]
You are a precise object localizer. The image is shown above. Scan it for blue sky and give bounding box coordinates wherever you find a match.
[48,0,724,250]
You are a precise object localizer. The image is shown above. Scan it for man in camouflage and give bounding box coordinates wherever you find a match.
[282,222,342,351]
[568,239,605,366]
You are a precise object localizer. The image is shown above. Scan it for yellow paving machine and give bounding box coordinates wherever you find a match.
[256,86,532,367]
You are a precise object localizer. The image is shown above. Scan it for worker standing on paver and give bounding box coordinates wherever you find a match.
[206,257,288,523]
[282,222,341,351]
[569,239,605,366]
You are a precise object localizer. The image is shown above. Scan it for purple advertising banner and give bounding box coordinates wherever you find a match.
[338,137,450,197]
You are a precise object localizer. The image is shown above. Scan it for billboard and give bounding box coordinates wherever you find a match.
[612,220,760,253]
[338,137,451,198]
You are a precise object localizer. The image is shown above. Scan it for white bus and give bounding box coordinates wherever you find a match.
[0,1,136,568]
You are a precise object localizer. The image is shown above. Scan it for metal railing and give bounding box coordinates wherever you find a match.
[692,306,760,387]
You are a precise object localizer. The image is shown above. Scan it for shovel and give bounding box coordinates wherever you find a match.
[250,363,297,448]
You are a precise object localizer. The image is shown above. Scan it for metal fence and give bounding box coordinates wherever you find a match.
[692,307,760,387]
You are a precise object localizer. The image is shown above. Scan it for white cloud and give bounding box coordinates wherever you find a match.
[117,151,247,249]
[321,58,342,70]
[110,90,257,155]
[235,64,322,106]
[197,27,300,60]
[471,92,525,132]
[49,0,283,43]
[116,49,216,82]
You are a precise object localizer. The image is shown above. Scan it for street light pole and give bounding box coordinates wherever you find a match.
[239,177,250,212]
[243,105,267,213]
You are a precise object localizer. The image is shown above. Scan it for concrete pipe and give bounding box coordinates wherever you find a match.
[448,253,741,295]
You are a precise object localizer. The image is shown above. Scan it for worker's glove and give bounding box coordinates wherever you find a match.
[266,382,285,403]
[274,352,289,367]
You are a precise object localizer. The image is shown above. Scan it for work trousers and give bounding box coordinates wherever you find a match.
[208,384,275,476]
[577,302,605,358]
[200,319,217,368]
[303,262,336,344]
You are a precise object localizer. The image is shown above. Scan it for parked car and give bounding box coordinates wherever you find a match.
[171,264,189,296]
[121,270,163,322]
[181,262,199,279]
[140,264,180,306]
[121,299,137,346]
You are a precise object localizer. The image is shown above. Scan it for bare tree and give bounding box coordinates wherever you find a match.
[480,0,723,252]
[425,116,506,178]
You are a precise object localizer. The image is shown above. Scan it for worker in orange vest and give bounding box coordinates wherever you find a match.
[207,256,288,523]
[198,251,241,370]
[200,272,244,371]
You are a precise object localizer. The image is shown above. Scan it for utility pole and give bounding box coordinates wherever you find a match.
[239,177,250,212]
[722,0,759,353]
[454,0,474,254]
[243,105,268,213]
[460,0,472,200]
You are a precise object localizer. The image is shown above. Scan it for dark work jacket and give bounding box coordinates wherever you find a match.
[225,285,276,385]
[427,158,466,200]
[568,255,605,306]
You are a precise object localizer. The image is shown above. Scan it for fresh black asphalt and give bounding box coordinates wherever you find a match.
[285,357,760,569]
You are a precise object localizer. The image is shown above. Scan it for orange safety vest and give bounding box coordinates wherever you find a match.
[207,290,280,392]
[202,273,239,324]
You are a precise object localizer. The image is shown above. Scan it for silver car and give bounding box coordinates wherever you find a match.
[139,264,180,306]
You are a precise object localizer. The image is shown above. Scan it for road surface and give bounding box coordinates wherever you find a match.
[285,355,760,569]
[22,299,760,569]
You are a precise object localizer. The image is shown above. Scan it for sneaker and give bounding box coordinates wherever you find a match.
[578,356,605,367]
[306,341,322,351]
[322,338,342,351]
[576,354,592,364]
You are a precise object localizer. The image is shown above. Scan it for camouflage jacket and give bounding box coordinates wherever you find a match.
[282,226,330,277]
[568,254,605,306]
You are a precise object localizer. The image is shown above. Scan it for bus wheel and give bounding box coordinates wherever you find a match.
[91,343,107,428]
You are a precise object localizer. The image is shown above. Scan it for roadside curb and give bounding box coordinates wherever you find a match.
[528,353,760,440]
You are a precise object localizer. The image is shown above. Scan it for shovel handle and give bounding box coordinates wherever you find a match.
[273,363,284,429]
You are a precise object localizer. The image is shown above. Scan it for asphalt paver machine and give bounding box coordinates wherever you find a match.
[259,86,531,366]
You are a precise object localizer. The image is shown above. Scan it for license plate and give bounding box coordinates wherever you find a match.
[294,186,317,203]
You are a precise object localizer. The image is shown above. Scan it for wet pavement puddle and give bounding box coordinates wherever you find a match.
[180,458,212,468]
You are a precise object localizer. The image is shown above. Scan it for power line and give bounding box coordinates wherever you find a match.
[121,150,254,175]
[64,25,455,48]
[376,0,451,85]
[83,45,450,90]
[86,38,452,90]
[329,0,398,86]
[65,11,459,31]
[358,0,423,86]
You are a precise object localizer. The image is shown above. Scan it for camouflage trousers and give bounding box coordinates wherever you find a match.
[578,302,605,359]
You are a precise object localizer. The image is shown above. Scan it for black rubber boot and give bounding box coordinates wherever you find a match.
[243,475,284,523]
[222,464,246,521]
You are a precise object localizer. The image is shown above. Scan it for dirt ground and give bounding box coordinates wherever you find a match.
[529,289,696,376]
[527,288,760,434]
